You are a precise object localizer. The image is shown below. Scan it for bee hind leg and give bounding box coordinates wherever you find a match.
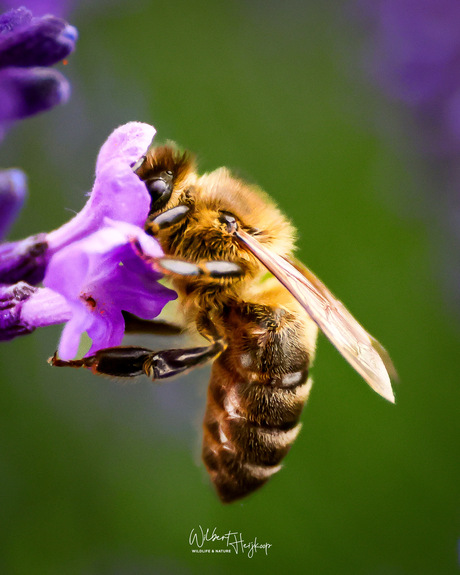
[49,339,225,380]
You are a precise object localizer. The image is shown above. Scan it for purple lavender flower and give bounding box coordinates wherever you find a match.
[0,4,77,241]
[0,11,175,359]
[0,122,177,359]
[0,6,77,134]
[0,5,78,279]
[45,220,176,360]
[46,121,157,253]
[0,122,157,285]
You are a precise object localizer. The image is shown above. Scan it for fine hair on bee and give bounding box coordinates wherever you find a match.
[51,141,397,503]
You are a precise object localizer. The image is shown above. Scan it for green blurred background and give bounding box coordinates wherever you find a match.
[0,1,459,574]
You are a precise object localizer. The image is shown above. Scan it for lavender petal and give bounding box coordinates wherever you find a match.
[47,123,156,253]
[0,15,77,68]
[20,285,71,327]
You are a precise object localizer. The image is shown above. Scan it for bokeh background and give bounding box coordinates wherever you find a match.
[0,1,459,574]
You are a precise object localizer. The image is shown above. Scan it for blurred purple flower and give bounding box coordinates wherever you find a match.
[0,281,39,340]
[0,6,77,135]
[0,5,77,238]
[0,232,48,285]
[359,0,460,158]
[0,122,177,358]
[0,168,27,239]
[358,0,460,310]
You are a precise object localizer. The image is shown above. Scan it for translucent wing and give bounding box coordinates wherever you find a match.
[236,229,397,402]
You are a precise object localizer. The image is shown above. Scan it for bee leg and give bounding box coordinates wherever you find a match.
[143,339,225,379]
[146,205,190,235]
[122,311,183,336]
[49,339,225,380]
[132,239,244,280]
[155,258,243,279]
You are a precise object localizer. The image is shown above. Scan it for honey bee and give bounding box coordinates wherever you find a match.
[52,144,397,503]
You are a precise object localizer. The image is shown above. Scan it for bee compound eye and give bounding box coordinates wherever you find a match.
[145,176,175,212]
[146,178,169,200]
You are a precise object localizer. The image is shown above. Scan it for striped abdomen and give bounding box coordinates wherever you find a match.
[202,304,315,503]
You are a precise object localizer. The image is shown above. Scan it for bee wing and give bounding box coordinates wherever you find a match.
[236,229,397,403]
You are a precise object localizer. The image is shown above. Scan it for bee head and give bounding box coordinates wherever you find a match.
[133,144,194,212]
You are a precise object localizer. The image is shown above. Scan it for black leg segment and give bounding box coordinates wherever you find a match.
[50,340,225,380]
[122,311,183,336]
[145,340,224,379]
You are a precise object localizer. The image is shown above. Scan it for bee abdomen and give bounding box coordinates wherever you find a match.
[202,357,312,503]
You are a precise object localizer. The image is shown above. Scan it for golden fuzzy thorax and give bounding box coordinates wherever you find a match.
[147,158,299,322]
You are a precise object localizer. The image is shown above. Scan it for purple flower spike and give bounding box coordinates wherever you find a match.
[0,168,27,239]
[44,219,177,360]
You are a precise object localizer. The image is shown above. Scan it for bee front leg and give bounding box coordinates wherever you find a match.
[146,205,190,235]
[49,339,225,380]
[134,226,244,279]
[155,258,244,280]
